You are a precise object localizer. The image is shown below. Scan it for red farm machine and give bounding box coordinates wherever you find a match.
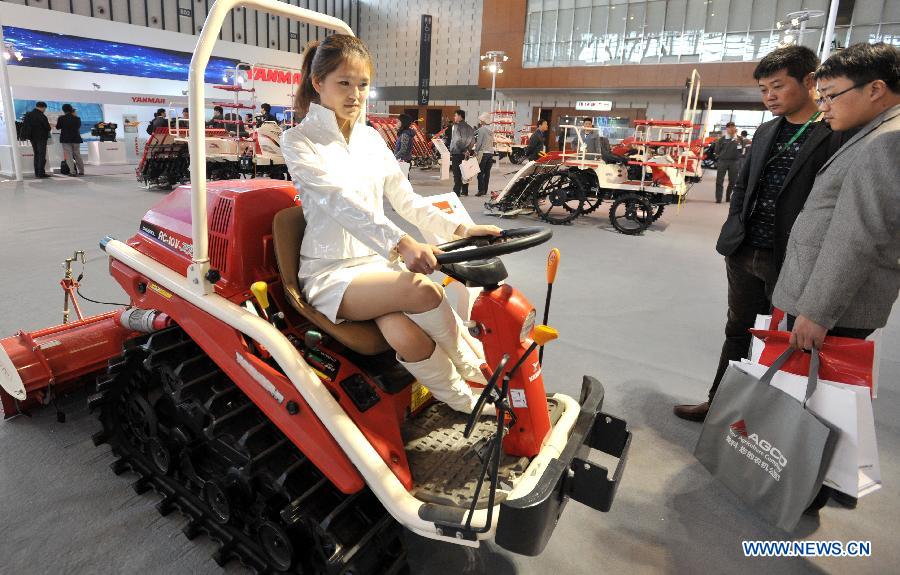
[0,2,630,573]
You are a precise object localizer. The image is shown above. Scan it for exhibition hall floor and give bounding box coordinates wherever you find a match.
[0,165,896,575]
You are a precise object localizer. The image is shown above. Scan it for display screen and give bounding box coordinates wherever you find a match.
[14,100,104,141]
[3,26,239,84]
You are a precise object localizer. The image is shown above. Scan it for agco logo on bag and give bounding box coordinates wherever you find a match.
[725,419,787,481]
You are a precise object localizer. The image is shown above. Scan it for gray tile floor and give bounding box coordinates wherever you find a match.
[0,164,896,575]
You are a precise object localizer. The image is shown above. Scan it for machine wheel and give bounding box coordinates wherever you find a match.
[509,148,525,164]
[609,193,654,235]
[651,204,665,222]
[569,171,603,215]
[531,170,586,225]
[90,327,408,574]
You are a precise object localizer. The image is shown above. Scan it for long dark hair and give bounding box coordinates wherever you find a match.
[295,35,373,121]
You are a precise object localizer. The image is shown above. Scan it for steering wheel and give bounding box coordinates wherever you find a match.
[434,227,552,265]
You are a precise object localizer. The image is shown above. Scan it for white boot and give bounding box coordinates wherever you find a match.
[399,347,479,414]
[405,293,487,384]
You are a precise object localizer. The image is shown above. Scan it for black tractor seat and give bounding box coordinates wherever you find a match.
[272,206,392,356]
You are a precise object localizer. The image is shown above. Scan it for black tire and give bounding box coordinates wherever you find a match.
[651,204,665,222]
[609,193,653,235]
[531,170,586,225]
[569,171,603,215]
[509,148,525,164]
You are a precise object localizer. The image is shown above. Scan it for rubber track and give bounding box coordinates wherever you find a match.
[89,326,408,575]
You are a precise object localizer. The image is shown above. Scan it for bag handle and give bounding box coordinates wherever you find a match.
[759,346,821,404]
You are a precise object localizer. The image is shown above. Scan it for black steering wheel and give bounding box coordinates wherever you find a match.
[434,227,553,265]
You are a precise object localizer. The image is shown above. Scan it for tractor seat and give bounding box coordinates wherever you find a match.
[272,206,392,356]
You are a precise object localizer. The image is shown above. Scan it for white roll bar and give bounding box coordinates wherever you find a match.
[682,69,701,123]
[187,0,352,294]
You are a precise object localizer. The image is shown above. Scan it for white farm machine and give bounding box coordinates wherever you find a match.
[137,64,296,188]
[487,75,709,234]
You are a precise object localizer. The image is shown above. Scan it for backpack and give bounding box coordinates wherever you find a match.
[20,117,32,140]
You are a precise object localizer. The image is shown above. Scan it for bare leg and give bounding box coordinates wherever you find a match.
[337,270,484,413]
[337,271,443,362]
[374,313,434,362]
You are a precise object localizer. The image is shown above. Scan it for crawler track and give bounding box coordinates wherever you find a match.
[90,326,408,574]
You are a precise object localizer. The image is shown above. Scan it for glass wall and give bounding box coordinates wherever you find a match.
[523,0,900,67]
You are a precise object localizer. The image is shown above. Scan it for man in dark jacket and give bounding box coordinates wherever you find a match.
[257,103,277,125]
[147,108,168,135]
[525,119,548,161]
[56,103,84,176]
[22,102,52,178]
[674,45,852,422]
[713,121,748,203]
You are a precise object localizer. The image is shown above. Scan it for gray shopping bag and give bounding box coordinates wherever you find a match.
[694,348,837,531]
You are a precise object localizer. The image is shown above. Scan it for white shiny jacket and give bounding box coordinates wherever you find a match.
[281,103,461,262]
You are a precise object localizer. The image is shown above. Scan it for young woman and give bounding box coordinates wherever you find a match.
[281,35,501,413]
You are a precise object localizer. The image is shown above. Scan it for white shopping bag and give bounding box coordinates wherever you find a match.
[460,156,481,183]
[734,360,882,498]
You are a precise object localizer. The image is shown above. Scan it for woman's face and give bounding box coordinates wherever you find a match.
[312,57,371,125]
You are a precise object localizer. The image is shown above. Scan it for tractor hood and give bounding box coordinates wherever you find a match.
[127,180,297,299]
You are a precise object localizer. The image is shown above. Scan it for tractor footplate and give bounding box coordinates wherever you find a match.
[494,375,631,556]
[401,400,564,509]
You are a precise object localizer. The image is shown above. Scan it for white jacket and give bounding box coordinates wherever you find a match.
[281,103,461,262]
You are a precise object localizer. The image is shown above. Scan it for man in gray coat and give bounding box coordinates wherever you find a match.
[448,109,476,196]
[713,122,748,203]
[774,42,900,350]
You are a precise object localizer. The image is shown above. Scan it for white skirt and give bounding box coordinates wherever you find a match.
[298,254,404,323]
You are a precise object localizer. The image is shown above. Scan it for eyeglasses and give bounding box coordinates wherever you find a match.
[815,82,867,106]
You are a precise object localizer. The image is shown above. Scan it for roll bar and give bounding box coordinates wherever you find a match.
[682,69,701,123]
[187,0,353,294]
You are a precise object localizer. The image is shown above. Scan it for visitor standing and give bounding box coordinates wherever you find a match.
[474,113,494,196]
[448,109,475,196]
[22,102,52,178]
[674,45,854,422]
[56,104,84,176]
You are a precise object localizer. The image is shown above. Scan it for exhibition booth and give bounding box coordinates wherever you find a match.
[0,3,303,177]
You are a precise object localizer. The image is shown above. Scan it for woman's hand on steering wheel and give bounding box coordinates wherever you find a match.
[397,235,439,275]
[455,224,504,239]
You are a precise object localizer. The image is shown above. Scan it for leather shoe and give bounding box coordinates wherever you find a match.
[673,401,709,422]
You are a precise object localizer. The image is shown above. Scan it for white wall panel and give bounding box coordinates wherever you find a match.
[359,0,483,89]
[145,0,162,28]
[127,0,147,25]
[161,0,178,32]
[71,0,92,17]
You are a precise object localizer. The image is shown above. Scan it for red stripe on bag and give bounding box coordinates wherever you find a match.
[751,329,874,394]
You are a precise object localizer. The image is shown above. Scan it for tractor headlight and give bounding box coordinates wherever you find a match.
[520,309,536,342]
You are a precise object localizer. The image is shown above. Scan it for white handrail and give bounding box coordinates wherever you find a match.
[683,69,701,123]
[187,0,352,294]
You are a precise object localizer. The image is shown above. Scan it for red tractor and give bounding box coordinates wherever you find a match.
[0,2,630,573]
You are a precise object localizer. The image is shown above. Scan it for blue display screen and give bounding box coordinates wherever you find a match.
[14,100,104,141]
[3,26,239,84]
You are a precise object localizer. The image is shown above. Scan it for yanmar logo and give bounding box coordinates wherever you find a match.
[252,66,303,85]
[725,418,787,481]
[132,96,167,104]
